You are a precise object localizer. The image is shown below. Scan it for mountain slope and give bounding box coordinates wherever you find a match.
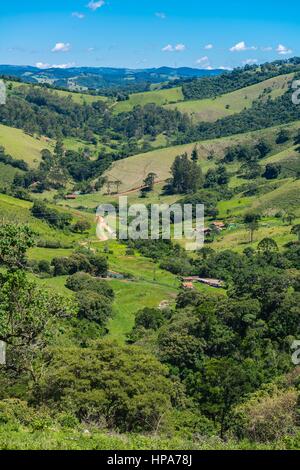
[166,73,295,122]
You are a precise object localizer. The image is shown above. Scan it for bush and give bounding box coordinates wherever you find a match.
[52,252,108,277]
[135,308,165,330]
[38,260,51,274]
[233,385,299,442]
[76,290,113,325]
[66,272,114,300]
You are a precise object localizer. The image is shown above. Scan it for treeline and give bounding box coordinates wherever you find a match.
[182,58,300,100]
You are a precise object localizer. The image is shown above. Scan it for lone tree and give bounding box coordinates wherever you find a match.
[244,212,261,243]
[257,237,278,254]
[143,172,157,192]
[191,145,199,162]
[263,163,281,180]
[73,220,92,234]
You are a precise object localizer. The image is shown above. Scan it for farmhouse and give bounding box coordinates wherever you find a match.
[182,282,195,290]
[182,276,224,289]
[211,221,226,230]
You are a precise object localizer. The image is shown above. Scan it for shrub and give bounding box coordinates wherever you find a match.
[233,385,299,442]
[76,290,113,325]
[66,272,114,300]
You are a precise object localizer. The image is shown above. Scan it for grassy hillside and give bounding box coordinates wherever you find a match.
[166,73,294,122]
[103,121,300,192]
[0,124,53,167]
[114,87,184,113]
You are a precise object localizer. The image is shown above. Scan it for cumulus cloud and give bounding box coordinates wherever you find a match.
[219,66,233,70]
[52,42,71,53]
[174,43,186,51]
[162,43,186,52]
[155,12,166,19]
[204,44,213,50]
[87,1,105,11]
[230,41,257,52]
[162,44,173,52]
[36,62,75,69]
[72,12,85,19]
[276,44,292,55]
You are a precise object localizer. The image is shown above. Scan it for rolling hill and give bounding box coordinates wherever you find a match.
[166,73,295,122]
[103,120,300,193]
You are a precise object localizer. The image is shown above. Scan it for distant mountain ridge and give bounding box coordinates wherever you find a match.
[0,65,223,92]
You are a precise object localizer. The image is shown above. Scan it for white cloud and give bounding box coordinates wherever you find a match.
[261,46,272,52]
[36,62,51,69]
[276,44,292,55]
[174,43,186,51]
[72,12,85,19]
[219,66,233,70]
[230,41,257,52]
[87,1,105,11]
[51,42,71,53]
[162,43,186,52]
[162,44,174,52]
[155,12,166,19]
[204,44,213,50]
[242,59,258,65]
[196,56,209,65]
[36,62,75,69]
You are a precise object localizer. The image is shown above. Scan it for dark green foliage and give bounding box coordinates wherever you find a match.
[135,308,165,330]
[276,128,290,144]
[31,200,72,229]
[35,341,176,433]
[66,272,114,300]
[170,153,203,194]
[263,163,282,179]
[182,60,300,100]
[0,224,35,268]
[76,290,112,325]
[0,146,28,172]
[52,251,108,277]
[72,220,91,234]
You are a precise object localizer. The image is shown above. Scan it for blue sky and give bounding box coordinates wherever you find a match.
[0,0,299,69]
